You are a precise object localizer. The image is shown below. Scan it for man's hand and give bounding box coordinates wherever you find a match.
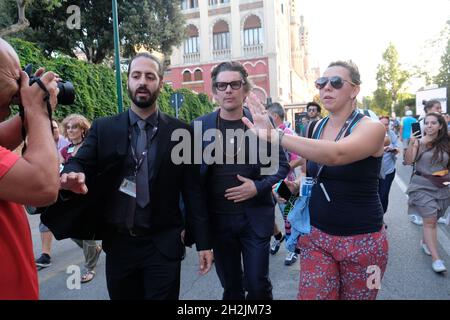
[181,229,186,245]
[19,69,59,117]
[60,172,88,194]
[198,250,213,275]
[225,175,257,203]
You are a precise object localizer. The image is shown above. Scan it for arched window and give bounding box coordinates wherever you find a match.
[182,0,198,10]
[194,69,203,81]
[184,25,199,54]
[243,15,263,46]
[209,0,230,5]
[183,70,192,82]
[213,20,230,50]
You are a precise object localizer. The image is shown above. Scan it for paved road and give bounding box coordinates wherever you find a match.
[30,157,450,300]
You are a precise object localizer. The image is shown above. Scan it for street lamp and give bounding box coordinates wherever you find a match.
[112,0,123,113]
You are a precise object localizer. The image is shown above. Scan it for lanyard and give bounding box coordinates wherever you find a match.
[128,126,158,175]
[314,110,359,181]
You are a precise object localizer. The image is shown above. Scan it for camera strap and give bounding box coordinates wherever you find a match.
[19,78,53,154]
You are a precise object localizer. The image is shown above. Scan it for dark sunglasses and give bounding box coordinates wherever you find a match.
[215,80,245,91]
[315,76,357,90]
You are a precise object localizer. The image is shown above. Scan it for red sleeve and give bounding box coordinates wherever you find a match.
[0,146,20,179]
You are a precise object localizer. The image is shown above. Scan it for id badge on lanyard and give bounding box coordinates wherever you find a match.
[300,176,314,197]
[118,124,156,198]
[119,176,137,198]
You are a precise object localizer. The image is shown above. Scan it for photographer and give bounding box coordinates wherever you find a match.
[0,38,60,299]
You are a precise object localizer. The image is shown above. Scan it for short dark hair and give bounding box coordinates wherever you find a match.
[211,61,252,93]
[424,99,441,113]
[267,102,285,120]
[306,101,321,113]
[127,53,164,79]
[328,60,361,85]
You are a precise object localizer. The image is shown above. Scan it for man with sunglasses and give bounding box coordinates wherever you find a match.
[301,101,322,137]
[192,61,289,300]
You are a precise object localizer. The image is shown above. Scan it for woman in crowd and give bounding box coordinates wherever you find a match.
[404,112,450,273]
[244,60,388,300]
[378,116,400,213]
[61,114,102,283]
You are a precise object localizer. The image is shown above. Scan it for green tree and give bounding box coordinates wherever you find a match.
[9,38,214,122]
[395,93,415,117]
[0,0,61,36]
[5,0,186,63]
[362,96,384,116]
[432,20,450,107]
[0,0,15,30]
[435,34,450,90]
[373,43,410,114]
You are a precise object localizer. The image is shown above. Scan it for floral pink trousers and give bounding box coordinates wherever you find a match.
[297,225,388,300]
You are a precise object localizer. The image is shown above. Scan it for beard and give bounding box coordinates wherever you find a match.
[128,86,159,109]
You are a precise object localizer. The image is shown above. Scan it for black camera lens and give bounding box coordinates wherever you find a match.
[57,80,75,105]
[23,64,75,105]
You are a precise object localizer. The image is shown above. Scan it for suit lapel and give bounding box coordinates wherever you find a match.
[152,112,171,180]
[200,110,219,176]
[202,110,219,150]
[115,111,130,157]
[243,107,253,123]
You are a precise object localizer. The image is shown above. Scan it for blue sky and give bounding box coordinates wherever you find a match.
[300,0,449,97]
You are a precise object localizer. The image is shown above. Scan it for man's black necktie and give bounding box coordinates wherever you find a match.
[136,120,150,208]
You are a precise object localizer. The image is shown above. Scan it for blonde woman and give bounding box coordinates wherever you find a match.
[244,60,388,300]
[60,114,102,283]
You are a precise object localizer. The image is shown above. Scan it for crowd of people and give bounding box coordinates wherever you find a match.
[1,36,449,301]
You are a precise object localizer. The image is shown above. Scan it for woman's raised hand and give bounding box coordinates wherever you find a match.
[242,92,275,141]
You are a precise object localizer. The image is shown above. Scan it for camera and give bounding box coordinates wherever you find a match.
[24,64,75,105]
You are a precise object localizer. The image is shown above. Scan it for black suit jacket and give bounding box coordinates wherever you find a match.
[41,110,211,260]
[193,108,289,238]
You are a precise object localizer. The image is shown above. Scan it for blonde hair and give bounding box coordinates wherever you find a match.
[61,114,91,139]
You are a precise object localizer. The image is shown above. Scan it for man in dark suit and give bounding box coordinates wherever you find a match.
[193,61,289,300]
[46,53,213,299]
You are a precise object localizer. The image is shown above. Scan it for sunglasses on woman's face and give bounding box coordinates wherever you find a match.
[215,80,245,91]
[315,76,356,90]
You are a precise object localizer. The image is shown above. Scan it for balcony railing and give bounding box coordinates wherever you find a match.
[213,48,231,60]
[243,44,263,56]
[183,52,200,64]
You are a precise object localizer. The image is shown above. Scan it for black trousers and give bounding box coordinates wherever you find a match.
[212,213,273,300]
[103,233,181,300]
[378,170,396,213]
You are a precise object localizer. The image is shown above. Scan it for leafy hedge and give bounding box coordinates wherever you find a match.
[8,38,214,122]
